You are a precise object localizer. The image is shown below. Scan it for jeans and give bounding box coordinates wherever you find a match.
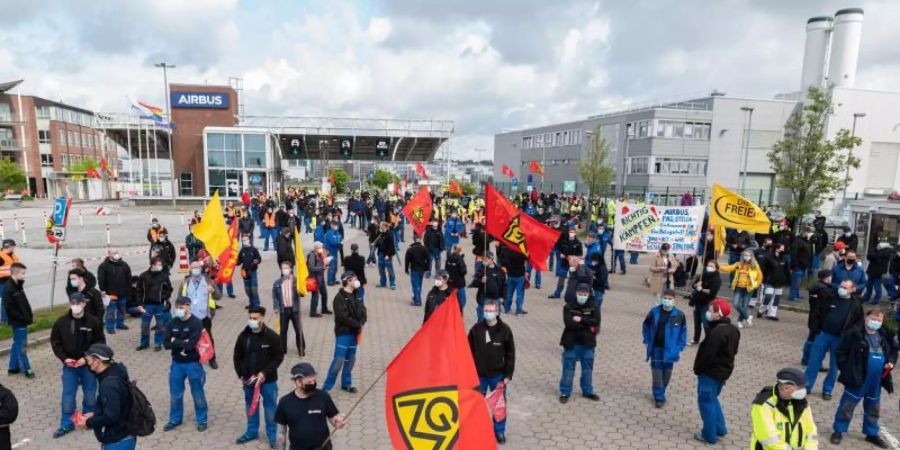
[559,345,595,396]
[552,273,566,297]
[217,282,234,297]
[410,271,424,305]
[696,374,727,443]
[650,347,673,402]
[309,276,328,314]
[324,334,358,391]
[805,332,840,395]
[0,291,6,324]
[593,289,605,310]
[457,286,467,311]
[863,275,884,304]
[526,263,542,288]
[105,298,128,331]
[790,269,806,300]
[629,251,639,264]
[279,307,305,355]
[427,250,442,276]
[612,250,626,273]
[801,329,817,366]
[549,249,557,271]
[732,288,752,322]
[168,361,208,425]
[243,381,278,443]
[833,351,884,436]
[503,276,525,314]
[140,303,169,347]
[378,255,396,288]
[357,286,365,304]
[692,302,710,342]
[262,227,276,251]
[102,436,136,450]
[327,254,339,285]
[479,374,507,437]
[8,327,31,372]
[243,271,260,307]
[60,365,97,429]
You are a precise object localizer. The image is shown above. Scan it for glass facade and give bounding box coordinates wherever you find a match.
[204,130,273,197]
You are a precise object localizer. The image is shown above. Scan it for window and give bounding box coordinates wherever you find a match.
[207,133,226,167]
[628,157,649,174]
[180,172,193,196]
[243,134,266,168]
[36,106,51,119]
[40,154,54,167]
[653,120,711,140]
[626,123,635,139]
[522,136,533,149]
[653,158,707,175]
[638,121,649,138]
[58,130,67,146]
[544,133,552,147]
[68,131,76,146]
[208,169,226,196]
[38,130,52,143]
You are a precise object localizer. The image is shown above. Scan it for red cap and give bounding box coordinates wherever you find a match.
[834,241,846,250]
[711,298,731,318]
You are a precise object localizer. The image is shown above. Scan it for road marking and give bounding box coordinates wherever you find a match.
[881,426,900,450]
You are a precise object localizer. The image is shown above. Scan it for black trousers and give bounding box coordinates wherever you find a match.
[201,316,216,363]
[280,307,305,356]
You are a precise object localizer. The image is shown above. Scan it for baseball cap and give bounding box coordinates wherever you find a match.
[85,343,114,361]
[776,367,807,386]
[434,270,449,279]
[291,362,317,379]
[834,241,846,250]
[710,298,732,318]
[575,283,592,293]
[174,296,192,306]
[1,239,15,247]
[341,271,357,282]
[68,292,88,304]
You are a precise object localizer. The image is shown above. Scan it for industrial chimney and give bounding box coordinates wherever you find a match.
[800,16,833,93]
[826,8,864,88]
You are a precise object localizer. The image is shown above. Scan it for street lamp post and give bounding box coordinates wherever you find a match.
[739,106,754,193]
[842,112,866,205]
[154,62,177,206]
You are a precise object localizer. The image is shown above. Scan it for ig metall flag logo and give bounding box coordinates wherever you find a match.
[392,386,460,450]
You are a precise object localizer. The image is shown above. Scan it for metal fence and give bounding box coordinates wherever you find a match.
[488,182,774,207]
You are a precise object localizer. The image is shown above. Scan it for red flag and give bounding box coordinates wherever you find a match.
[402,187,433,236]
[501,164,514,178]
[214,220,240,284]
[100,158,113,177]
[85,167,102,179]
[415,162,428,179]
[529,160,544,175]
[247,379,262,416]
[449,180,463,196]
[385,292,497,450]
[485,183,559,271]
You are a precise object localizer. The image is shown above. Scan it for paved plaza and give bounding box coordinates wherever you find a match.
[1,202,898,449]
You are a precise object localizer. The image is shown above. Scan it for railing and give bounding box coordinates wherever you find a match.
[488,182,775,208]
[0,113,24,124]
[0,138,25,151]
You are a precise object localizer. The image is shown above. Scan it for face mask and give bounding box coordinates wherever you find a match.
[112,253,121,261]
[70,279,79,288]
[352,279,361,289]
[742,255,751,262]
[706,234,713,240]
[282,268,292,276]
[569,266,577,273]
[71,305,84,316]
[152,265,163,272]
[789,388,807,400]
[159,236,167,241]
[844,232,851,237]
[867,320,883,331]
[568,233,576,239]
[190,268,202,276]
[242,241,251,247]
[845,259,856,266]
[837,287,850,298]
[434,279,444,288]
[705,311,715,322]
[483,311,498,322]
[576,294,589,305]
[248,319,260,331]
[153,224,160,228]
[660,299,674,309]
[706,266,716,272]
[302,382,317,393]
[172,309,186,320]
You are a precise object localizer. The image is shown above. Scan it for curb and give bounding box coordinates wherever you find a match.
[0,334,51,357]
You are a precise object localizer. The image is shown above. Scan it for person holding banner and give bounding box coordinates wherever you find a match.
[233,305,283,447]
[718,251,761,329]
[648,243,675,298]
[468,299,515,445]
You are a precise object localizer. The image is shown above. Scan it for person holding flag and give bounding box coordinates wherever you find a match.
[276,363,346,450]
[468,299,515,445]
[232,305,283,447]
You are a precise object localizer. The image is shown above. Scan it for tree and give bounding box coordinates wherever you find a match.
[0,158,26,192]
[370,168,399,190]
[578,122,615,199]
[767,87,861,228]
[69,158,101,180]
[328,168,351,193]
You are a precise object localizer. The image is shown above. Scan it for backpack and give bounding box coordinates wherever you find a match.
[109,376,156,437]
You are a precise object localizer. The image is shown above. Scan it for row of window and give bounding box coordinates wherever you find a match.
[53,129,101,149]
[207,133,268,169]
[626,119,712,141]
[522,129,582,150]
[627,157,708,175]
[36,106,95,127]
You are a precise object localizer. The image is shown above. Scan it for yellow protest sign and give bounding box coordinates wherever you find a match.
[708,184,771,234]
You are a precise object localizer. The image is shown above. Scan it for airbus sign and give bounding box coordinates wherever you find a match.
[171,92,230,109]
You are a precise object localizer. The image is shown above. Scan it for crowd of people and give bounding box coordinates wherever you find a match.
[0,186,898,449]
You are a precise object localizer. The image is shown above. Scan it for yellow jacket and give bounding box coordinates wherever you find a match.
[750,388,818,450]
[719,262,762,291]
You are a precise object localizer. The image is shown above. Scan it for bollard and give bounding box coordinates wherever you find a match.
[180,212,185,225]
[13,214,18,231]
[79,210,84,226]
[0,219,3,240]
[117,206,122,224]
[43,211,48,223]
[106,224,111,246]
[20,222,26,245]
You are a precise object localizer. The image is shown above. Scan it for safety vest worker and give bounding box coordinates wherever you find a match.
[749,367,818,450]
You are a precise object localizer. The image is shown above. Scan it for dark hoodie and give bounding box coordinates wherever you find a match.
[86,362,132,444]
[693,317,740,382]
[97,258,133,298]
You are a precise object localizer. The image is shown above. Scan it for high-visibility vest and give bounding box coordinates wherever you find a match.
[0,252,19,279]
[181,279,217,311]
[263,213,276,228]
[749,388,817,450]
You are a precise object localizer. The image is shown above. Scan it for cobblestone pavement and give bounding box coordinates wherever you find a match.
[3,214,899,449]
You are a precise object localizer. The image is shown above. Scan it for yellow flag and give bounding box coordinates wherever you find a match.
[714,226,726,254]
[294,227,309,297]
[193,191,231,258]
[708,184,771,234]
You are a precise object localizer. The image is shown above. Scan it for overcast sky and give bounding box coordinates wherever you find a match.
[3,0,899,159]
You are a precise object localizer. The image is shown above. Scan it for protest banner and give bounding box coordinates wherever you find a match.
[613,202,705,254]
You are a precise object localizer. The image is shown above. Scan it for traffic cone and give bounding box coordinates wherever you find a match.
[178,244,189,273]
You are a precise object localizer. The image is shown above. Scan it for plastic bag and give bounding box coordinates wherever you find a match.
[196,329,215,364]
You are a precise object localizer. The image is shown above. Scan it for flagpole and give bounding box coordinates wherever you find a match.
[320,365,389,447]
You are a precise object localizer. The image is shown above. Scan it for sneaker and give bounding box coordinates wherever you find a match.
[688,340,699,346]
[747,316,753,326]
[6,369,20,376]
[310,313,322,318]
[767,316,779,321]
[116,325,129,330]
[756,311,763,318]
[548,294,560,299]
[654,400,665,408]
[53,426,75,438]
[829,432,842,445]
[163,422,182,432]
[24,370,35,379]
[865,435,889,449]
[322,310,333,315]
[737,321,744,329]
[559,395,569,404]
[135,345,149,351]
[197,423,208,432]
[582,393,600,401]
[390,286,396,290]
[515,311,528,316]
[341,386,358,393]
[209,360,219,370]
[822,392,832,401]
[693,433,713,444]
[496,434,507,445]
[107,329,116,335]
[235,434,258,444]
[228,294,237,299]
[154,345,162,352]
